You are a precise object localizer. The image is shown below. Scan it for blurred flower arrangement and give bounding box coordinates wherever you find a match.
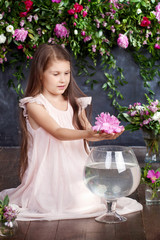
[0,0,160,105]
[141,163,160,199]
[119,95,160,160]
[0,195,18,225]
[118,95,160,134]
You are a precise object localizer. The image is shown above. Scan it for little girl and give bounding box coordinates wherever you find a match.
[0,44,123,221]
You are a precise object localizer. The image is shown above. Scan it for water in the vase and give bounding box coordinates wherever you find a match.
[84,162,141,200]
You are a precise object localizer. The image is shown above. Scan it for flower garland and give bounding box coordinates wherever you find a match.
[0,0,160,107]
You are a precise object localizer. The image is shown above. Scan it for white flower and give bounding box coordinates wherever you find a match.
[0,14,3,20]
[0,33,6,44]
[137,9,142,14]
[6,25,14,33]
[152,112,160,121]
[135,106,144,110]
[74,29,78,35]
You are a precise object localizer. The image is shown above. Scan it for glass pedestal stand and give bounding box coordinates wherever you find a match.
[95,200,127,224]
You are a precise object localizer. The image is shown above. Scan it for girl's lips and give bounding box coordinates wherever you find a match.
[58,85,65,89]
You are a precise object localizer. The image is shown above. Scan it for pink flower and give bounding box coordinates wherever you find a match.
[19,11,28,17]
[81,31,85,36]
[130,111,137,117]
[84,35,92,42]
[154,43,160,49]
[13,28,28,42]
[92,112,124,134]
[52,0,61,2]
[74,3,83,13]
[140,17,151,27]
[74,14,78,19]
[68,9,75,15]
[155,3,160,12]
[73,22,77,26]
[147,170,160,183]
[142,119,151,125]
[82,11,87,17]
[17,44,23,49]
[54,23,69,38]
[117,34,129,49]
[148,106,158,113]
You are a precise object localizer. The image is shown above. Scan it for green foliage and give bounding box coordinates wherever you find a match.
[0,0,160,108]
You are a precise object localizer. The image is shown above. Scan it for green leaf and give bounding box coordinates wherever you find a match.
[2,195,9,207]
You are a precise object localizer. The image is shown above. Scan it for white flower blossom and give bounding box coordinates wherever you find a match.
[0,14,3,20]
[6,25,14,33]
[137,9,142,14]
[74,29,78,35]
[135,106,145,110]
[0,33,6,44]
[152,112,160,121]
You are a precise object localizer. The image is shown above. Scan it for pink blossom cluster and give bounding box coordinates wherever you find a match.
[52,0,61,3]
[83,35,92,42]
[54,23,69,38]
[3,205,17,222]
[13,28,28,42]
[92,112,124,134]
[117,34,129,49]
[155,3,160,22]
[147,169,160,183]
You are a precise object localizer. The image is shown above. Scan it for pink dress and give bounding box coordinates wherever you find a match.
[0,94,105,221]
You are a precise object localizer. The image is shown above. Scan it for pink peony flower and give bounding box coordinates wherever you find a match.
[155,3,160,12]
[155,11,160,21]
[54,23,69,38]
[117,34,129,49]
[147,170,160,183]
[13,28,28,42]
[92,112,124,134]
[154,43,160,49]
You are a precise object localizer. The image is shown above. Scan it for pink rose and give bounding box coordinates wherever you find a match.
[68,9,75,15]
[117,34,129,49]
[82,11,87,17]
[24,0,33,11]
[19,11,28,17]
[140,17,151,27]
[74,3,83,13]
[74,14,78,19]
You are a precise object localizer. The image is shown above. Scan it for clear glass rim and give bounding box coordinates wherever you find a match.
[91,145,134,152]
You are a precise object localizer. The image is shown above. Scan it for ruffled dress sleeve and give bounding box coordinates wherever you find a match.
[19,95,47,119]
[76,96,92,109]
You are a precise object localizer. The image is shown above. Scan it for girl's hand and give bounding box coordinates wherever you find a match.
[86,129,124,141]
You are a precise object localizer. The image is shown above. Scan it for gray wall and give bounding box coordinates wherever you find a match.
[0,47,160,146]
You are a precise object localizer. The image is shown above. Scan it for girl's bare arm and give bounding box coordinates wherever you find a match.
[27,103,114,141]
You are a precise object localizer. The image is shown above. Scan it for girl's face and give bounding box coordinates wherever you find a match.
[42,60,71,96]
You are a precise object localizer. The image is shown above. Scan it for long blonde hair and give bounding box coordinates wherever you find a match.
[19,44,91,180]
